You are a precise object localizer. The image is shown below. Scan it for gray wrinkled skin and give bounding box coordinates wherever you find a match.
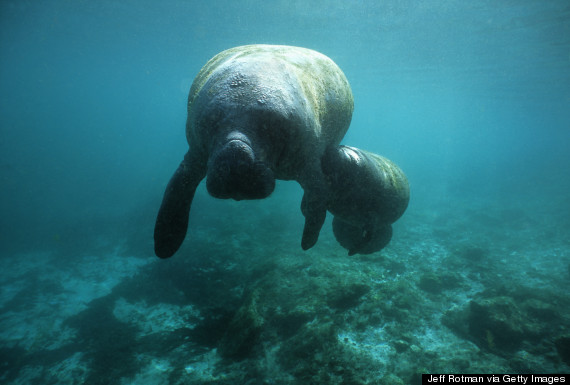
[154,45,354,258]
[186,45,354,180]
[322,145,410,255]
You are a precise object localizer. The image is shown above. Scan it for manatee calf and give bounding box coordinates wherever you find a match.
[322,145,410,255]
[154,45,354,258]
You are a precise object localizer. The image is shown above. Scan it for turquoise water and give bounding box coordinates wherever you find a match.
[1,1,569,384]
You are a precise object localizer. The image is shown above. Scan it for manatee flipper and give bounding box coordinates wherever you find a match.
[332,217,392,256]
[154,150,207,258]
[300,192,327,250]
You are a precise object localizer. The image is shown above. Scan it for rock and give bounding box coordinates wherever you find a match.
[455,243,489,262]
[444,294,560,354]
[554,335,570,365]
[380,374,405,385]
[522,298,559,322]
[327,283,371,310]
[392,339,410,353]
[468,296,527,352]
[218,289,265,359]
[417,272,462,294]
[442,304,471,338]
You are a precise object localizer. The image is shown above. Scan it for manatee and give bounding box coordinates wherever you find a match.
[321,145,410,255]
[154,45,354,258]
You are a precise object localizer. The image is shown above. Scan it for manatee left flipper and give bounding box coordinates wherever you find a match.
[154,150,207,258]
[332,217,392,256]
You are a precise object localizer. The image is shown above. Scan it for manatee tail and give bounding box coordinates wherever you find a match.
[154,151,206,258]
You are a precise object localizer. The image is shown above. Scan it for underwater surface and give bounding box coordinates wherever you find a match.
[1,0,569,384]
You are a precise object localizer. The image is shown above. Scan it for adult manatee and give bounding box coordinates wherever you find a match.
[154,45,354,258]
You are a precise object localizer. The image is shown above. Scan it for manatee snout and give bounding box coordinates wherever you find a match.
[332,218,393,256]
[206,140,275,200]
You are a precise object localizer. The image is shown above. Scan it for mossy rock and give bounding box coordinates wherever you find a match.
[278,321,339,377]
[271,307,315,339]
[467,296,552,353]
[417,272,462,294]
[380,374,406,385]
[522,298,559,322]
[278,320,384,384]
[365,278,425,328]
[454,243,489,262]
[392,339,410,353]
[218,289,265,359]
[441,304,470,338]
[554,335,570,365]
[468,296,527,352]
[327,282,371,310]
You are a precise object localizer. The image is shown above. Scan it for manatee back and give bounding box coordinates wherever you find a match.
[185,45,354,161]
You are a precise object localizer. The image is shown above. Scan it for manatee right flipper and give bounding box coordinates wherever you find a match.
[154,150,207,258]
